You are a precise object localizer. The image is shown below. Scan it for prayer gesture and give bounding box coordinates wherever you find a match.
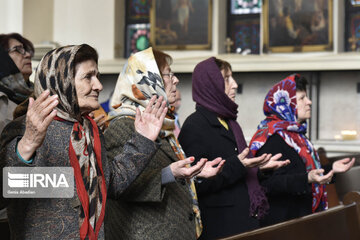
[18,90,58,160]
[259,153,291,170]
[308,169,334,184]
[197,157,226,178]
[171,157,225,179]
[237,148,270,168]
[332,157,355,174]
[170,157,207,179]
[135,95,167,141]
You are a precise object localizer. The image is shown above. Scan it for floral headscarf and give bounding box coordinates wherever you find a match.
[34,45,107,240]
[249,74,327,212]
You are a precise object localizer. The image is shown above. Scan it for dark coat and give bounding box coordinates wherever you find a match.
[178,106,259,240]
[255,133,312,227]
[104,117,196,240]
[0,115,158,239]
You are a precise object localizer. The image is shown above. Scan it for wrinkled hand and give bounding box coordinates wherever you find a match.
[135,96,167,141]
[332,158,355,174]
[259,153,290,170]
[197,157,225,178]
[238,148,270,168]
[308,169,334,184]
[18,90,58,160]
[170,157,207,179]
[89,112,106,131]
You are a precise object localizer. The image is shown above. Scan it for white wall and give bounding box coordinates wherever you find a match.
[23,0,53,44]
[53,0,116,59]
[0,0,23,34]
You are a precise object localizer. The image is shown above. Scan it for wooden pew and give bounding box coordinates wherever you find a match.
[221,191,360,240]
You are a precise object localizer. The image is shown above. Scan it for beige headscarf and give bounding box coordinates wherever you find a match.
[108,47,203,237]
[109,47,174,134]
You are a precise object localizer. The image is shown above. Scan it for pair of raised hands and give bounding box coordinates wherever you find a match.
[237,148,290,170]
[307,157,355,184]
[170,146,291,180]
[137,96,225,179]
[17,92,169,161]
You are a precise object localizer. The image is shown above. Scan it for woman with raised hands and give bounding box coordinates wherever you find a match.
[104,48,225,240]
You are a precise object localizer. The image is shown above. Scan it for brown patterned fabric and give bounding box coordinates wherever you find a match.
[34,45,81,121]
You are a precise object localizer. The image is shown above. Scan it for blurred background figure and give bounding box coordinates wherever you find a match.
[0,32,34,240]
[0,33,34,131]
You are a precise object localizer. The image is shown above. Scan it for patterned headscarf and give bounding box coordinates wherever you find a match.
[109,47,176,134]
[34,45,107,240]
[0,46,33,104]
[249,74,327,212]
[110,48,167,111]
[109,47,203,238]
[192,57,269,219]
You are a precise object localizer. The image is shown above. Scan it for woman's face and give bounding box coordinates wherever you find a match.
[161,64,179,104]
[296,90,312,123]
[7,38,33,80]
[74,59,103,114]
[221,68,238,102]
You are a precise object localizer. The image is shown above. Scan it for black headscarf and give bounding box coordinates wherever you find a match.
[0,46,33,104]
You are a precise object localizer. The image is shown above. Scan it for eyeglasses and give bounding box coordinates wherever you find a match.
[7,45,34,57]
[162,72,176,79]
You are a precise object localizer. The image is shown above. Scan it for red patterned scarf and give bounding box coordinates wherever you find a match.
[54,115,107,239]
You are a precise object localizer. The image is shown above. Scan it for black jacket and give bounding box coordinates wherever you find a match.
[178,106,259,240]
[255,133,312,227]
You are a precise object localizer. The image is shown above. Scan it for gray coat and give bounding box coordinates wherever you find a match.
[104,117,196,240]
[0,116,158,239]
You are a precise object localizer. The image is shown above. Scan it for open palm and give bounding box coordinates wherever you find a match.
[259,153,290,170]
[134,96,167,141]
[197,157,225,178]
[332,158,355,174]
